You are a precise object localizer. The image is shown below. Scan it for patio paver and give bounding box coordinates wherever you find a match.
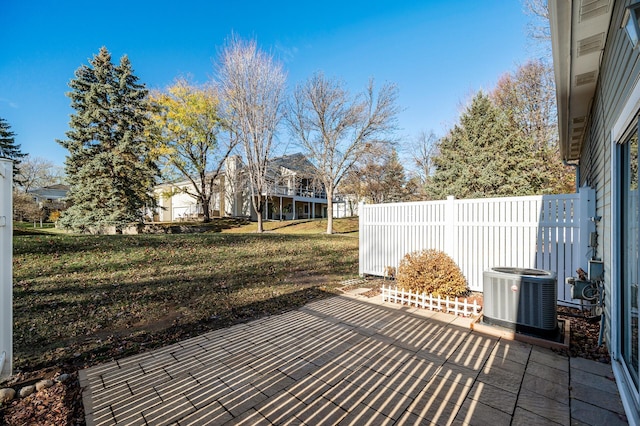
[79,295,629,425]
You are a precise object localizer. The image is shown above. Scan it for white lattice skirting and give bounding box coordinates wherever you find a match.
[381,284,482,317]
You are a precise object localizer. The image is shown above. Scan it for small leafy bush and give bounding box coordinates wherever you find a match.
[49,210,61,223]
[396,249,468,297]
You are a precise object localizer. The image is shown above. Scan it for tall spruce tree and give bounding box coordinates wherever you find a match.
[492,61,574,194]
[427,92,535,199]
[383,149,407,203]
[0,117,26,182]
[58,47,158,231]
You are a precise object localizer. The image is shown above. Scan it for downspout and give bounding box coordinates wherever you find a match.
[563,159,580,192]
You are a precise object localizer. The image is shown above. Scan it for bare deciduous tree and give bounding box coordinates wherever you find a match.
[411,130,439,185]
[492,60,557,150]
[523,0,551,58]
[340,148,387,204]
[12,191,42,223]
[16,155,63,193]
[217,35,286,233]
[287,72,399,234]
[491,60,574,194]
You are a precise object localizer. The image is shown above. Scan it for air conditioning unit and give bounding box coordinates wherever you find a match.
[483,267,557,336]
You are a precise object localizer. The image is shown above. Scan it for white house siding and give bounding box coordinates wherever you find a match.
[333,196,359,218]
[224,156,248,217]
[155,188,171,222]
[154,187,198,221]
[580,1,631,360]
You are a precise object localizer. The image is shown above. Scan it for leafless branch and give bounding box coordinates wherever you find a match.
[286,72,399,233]
[217,35,286,232]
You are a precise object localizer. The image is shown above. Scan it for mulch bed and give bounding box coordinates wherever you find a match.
[1,286,611,425]
[558,305,610,363]
[1,369,84,425]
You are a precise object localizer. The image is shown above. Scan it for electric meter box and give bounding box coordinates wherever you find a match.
[571,280,592,300]
[588,260,604,281]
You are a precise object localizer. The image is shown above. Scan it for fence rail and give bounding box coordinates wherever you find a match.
[381,284,481,317]
[360,188,596,306]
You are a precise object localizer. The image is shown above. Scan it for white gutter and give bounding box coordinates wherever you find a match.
[549,0,573,160]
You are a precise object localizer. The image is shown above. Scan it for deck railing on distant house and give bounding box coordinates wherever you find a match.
[359,188,596,306]
[267,185,327,200]
[0,159,13,380]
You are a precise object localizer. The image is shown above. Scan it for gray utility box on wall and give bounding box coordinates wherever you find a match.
[570,280,593,300]
[483,267,558,336]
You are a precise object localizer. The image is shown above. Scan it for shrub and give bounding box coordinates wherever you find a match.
[49,210,61,223]
[396,249,468,297]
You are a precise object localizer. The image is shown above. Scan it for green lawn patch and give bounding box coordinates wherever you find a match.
[12,222,61,236]
[12,232,359,371]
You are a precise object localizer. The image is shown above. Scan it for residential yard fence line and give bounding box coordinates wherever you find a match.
[0,158,13,380]
[380,284,481,317]
[360,188,596,306]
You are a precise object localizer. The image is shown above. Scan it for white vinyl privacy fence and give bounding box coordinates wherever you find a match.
[359,188,596,305]
[0,159,12,380]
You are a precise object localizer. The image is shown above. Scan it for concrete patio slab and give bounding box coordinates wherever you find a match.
[80,295,628,425]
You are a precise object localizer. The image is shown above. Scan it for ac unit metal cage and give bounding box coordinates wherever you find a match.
[483,267,558,335]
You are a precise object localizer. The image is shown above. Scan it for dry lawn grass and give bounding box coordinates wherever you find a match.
[12,228,358,371]
[225,217,359,234]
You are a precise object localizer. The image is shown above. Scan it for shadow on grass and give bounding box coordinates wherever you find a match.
[13,228,56,236]
[17,287,338,372]
[145,217,250,233]
[13,231,327,258]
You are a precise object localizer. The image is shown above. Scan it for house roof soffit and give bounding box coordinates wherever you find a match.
[549,0,613,161]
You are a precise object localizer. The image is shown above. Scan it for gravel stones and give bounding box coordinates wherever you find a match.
[0,387,16,403]
[18,385,35,398]
[35,379,54,392]
[56,373,71,383]
[0,376,59,406]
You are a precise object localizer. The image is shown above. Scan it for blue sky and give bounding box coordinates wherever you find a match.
[1,0,534,168]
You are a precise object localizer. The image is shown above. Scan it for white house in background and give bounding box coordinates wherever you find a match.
[550,1,639,422]
[153,180,224,222]
[27,184,69,206]
[153,153,330,222]
[332,193,360,218]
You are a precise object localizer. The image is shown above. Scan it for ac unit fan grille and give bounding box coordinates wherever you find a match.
[483,268,557,333]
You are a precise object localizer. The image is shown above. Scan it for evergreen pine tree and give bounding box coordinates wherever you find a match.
[427,92,537,200]
[382,149,407,202]
[492,61,575,194]
[0,117,26,182]
[58,47,158,231]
